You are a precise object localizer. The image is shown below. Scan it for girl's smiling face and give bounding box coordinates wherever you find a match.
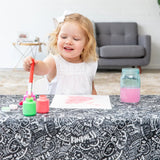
[57,22,86,63]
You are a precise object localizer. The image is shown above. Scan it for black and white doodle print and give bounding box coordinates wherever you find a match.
[0,95,160,159]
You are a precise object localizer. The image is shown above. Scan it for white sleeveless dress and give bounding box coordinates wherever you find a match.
[48,54,98,95]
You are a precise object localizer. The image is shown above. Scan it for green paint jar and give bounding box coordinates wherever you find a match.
[23,97,36,116]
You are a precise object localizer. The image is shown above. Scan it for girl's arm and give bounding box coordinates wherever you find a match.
[42,55,56,82]
[23,55,56,82]
[92,81,97,95]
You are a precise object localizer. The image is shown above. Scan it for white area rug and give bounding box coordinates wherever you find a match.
[0,69,160,95]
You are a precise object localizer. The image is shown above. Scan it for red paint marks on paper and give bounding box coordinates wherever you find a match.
[65,96,93,104]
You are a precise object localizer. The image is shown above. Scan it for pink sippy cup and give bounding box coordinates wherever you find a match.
[120,68,141,103]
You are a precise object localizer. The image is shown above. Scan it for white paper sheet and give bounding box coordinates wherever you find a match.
[50,95,112,109]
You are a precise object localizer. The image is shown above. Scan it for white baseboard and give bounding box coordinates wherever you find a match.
[142,64,160,69]
[1,64,160,71]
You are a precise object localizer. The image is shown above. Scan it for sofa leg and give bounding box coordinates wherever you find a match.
[132,66,142,73]
[137,66,142,74]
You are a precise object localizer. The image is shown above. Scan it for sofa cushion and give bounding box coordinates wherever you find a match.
[95,22,138,47]
[99,45,145,58]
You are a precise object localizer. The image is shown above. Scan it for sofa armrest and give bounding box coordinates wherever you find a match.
[138,35,151,65]
[96,47,100,57]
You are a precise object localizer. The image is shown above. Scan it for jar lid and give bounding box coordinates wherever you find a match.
[122,68,139,74]
[26,97,34,102]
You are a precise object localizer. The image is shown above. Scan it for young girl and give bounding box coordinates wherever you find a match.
[23,13,98,95]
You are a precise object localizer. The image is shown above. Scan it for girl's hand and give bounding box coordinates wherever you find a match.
[23,56,38,72]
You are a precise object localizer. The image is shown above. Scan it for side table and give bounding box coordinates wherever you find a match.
[12,42,46,68]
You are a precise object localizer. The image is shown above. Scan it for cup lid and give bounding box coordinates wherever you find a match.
[122,68,139,74]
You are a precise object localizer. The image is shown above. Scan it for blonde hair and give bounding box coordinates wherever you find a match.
[48,13,98,62]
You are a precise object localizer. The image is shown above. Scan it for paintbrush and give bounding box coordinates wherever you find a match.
[28,58,35,97]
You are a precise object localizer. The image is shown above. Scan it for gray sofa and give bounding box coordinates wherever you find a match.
[94,22,151,71]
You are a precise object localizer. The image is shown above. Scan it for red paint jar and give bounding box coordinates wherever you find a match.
[36,95,49,113]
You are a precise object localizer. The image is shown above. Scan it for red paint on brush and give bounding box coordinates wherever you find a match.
[28,58,35,96]
[29,58,35,83]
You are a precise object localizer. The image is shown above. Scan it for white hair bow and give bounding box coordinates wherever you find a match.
[53,10,75,29]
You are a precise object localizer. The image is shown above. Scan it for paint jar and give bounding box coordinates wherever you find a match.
[23,97,36,116]
[120,68,141,103]
[36,95,49,113]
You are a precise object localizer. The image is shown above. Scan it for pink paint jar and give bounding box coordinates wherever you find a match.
[36,95,49,113]
[120,68,141,103]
